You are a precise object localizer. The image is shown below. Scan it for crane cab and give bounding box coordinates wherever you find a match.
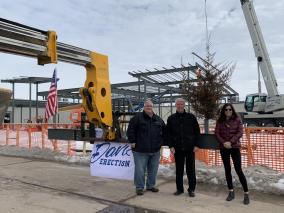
[244,93,267,113]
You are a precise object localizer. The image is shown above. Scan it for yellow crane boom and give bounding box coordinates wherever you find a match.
[0,18,116,140]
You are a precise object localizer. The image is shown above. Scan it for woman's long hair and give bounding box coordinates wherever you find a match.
[217,103,238,123]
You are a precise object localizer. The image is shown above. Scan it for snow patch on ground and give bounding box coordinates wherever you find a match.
[158,160,284,195]
[0,145,90,165]
[1,145,283,195]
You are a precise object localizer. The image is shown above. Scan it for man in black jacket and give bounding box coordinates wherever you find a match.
[127,99,165,196]
[166,98,200,197]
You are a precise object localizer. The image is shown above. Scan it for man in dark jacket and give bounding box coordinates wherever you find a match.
[127,99,165,196]
[166,98,200,197]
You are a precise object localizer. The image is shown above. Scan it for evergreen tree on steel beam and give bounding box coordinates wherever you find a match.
[182,51,235,133]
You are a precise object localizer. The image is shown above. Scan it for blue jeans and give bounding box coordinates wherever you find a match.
[132,151,160,190]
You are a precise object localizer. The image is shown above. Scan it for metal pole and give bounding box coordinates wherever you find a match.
[187,69,190,112]
[123,98,125,112]
[29,82,32,122]
[36,82,38,121]
[12,82,15,123]
[20,106,23,123]
[144,80,147,99]
[158,87,161,116]
[170,90,173,115]
[138,77,141,103]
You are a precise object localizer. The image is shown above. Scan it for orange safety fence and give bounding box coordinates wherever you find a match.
[0,124,283,172]
[0,123,77,156]
[196,127,284,173]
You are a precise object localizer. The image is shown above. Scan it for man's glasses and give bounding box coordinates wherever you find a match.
[225,108,232,111]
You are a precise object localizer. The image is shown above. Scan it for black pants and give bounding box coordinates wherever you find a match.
[174,150,196,192]
[220,148,248,192]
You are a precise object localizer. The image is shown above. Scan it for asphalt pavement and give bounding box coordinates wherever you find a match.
[0,155,283,213]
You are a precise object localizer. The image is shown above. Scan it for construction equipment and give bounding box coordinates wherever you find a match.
[0,17,121,140]
[240,0,284,126]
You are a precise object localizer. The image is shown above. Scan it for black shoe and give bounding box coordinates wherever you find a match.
[174,191,184,196]
[146,187,159,192]
[226,191,235,201]
[243,194,250,205]
[136,189,144,196]
[188,191,195,197]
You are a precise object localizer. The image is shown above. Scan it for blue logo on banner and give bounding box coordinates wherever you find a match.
[90,142,132,164]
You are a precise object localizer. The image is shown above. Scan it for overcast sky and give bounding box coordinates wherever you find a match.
[0,0,284,101]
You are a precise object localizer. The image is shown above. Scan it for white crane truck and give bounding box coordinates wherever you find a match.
[241,0,284,127]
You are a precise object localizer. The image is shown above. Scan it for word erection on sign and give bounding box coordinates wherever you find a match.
[90,142,134,180]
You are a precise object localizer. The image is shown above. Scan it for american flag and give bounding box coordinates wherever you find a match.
[45,69,58,120]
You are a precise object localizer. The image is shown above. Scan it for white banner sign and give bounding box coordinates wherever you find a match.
[90,142,134,180]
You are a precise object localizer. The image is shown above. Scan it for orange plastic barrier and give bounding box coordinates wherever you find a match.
[196,127,284,173]
[1,124,283,172]
[0,123,76,156]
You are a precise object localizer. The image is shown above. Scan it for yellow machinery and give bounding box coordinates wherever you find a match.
[0,18,117,140]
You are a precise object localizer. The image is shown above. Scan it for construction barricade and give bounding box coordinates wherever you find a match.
[195,127,284,173]
[0,124,283,172]
[0,123,76,156]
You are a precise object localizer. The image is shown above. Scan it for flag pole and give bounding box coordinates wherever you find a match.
[45,68,58,124]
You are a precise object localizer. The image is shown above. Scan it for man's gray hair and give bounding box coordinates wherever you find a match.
[144,98,153,106]
[175,98,185,104]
